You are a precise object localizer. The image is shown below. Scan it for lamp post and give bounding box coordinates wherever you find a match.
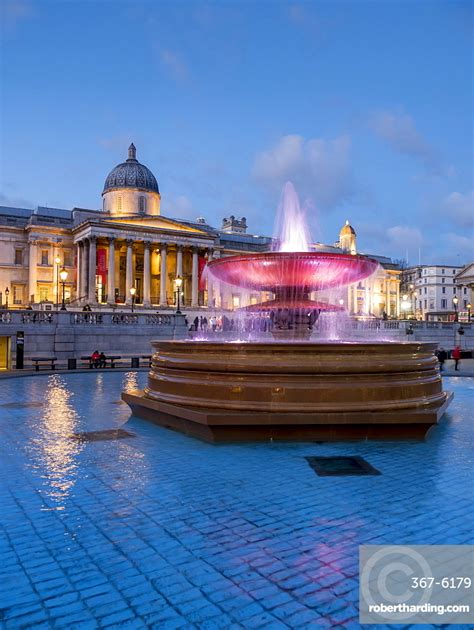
[5,287,10,309]
[130,287,136,312]
[452,296,459,322]
[59,268,68,310]
[338,298,344,307]
[55,256,61,309]
[174,276,183,314]
[467,303,471,323]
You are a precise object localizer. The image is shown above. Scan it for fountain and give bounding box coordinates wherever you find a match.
[123,183,453,442]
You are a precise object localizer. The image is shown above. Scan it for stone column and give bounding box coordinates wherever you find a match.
[28,240,38,304]
[125,240,133,305]
[160,243,168,306]
[88,236,97,304]
[191,247,199,307]
[76,243,81,299]
[395,278,400,318]
[81,240,89,302]
[107,237,116,304]
[176,245,183,277]
[386,279,391,317]
[143,241,151,307]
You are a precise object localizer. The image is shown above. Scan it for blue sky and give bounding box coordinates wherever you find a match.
[1,0,472,264]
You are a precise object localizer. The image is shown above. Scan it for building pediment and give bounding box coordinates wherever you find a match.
[455,262,474,284]
[102,215,210,235]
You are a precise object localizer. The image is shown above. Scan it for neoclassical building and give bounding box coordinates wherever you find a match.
[0,144,401,315]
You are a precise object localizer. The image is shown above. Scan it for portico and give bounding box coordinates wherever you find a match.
[73,217,216,308]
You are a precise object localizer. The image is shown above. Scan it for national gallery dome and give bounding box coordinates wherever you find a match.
[102,144,161,216]
[103,143,159,194]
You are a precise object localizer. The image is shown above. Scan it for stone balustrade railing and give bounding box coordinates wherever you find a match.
[0,310,175,327]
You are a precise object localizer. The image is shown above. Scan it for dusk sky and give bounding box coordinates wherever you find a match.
[1,0,472,265]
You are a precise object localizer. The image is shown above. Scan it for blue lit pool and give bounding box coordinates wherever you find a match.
[0,372,472,628]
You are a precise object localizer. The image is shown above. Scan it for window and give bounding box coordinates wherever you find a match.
[139,196,146,213]
[464,287,467,295]
[442,269,445,274]
[442,278,445,283]
[453,287,456,294]
[232,294,241,308]
[452,269,455,274]
[442,287,446,294]
[424,299,427,309]
[39,286,49,302]
[12,285,24,305]
[117,196,122,212]
[424,287,427,294]
[63,250,72,267]
[464,300,468,308]
[14,249,23,265]
[41,250,49,265]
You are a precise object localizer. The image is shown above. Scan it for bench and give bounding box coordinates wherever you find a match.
[31,357,57,371]
[80,355,122,368]
[142,355,152,367]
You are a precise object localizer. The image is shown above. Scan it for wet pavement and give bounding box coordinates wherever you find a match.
[0,372,472,629]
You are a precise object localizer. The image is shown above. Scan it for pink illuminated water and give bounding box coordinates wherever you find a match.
[274,182,311,252]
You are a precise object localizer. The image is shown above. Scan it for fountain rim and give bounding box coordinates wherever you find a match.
[151,340,438,351]
[207,250,380,266]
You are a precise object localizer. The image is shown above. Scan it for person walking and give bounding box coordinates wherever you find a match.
[435,347,447,371]
[451,345,461,371]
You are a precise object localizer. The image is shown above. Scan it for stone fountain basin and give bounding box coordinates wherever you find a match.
[122,341,453,442]
[206,251,380,291]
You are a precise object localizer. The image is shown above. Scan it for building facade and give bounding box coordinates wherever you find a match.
[1,144,402,315]
[401,264,473,321]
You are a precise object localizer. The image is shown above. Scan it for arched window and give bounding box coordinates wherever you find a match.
[117,195,122,212]
[139,196,146,213]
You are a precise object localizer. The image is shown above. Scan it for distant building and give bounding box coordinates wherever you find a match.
[0,144,401,315]
[401,264,473,321]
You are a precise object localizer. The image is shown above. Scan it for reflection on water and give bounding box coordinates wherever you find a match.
[122,371,139,393]
[26,375,83,507]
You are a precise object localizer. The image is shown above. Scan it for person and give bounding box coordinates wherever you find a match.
[193,316,199,332]
[99,352,106,368]
[435,346,447,371]
[91,350,100,368]
[451,345,461,371]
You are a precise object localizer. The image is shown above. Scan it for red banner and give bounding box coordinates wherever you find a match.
[198,255,207,291]
[97,248,107,284]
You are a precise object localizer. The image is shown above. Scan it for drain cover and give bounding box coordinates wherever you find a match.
[305,456,381,476]
[70,429,135,442]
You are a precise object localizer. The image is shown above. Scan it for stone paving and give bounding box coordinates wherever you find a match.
[0,371,472,629]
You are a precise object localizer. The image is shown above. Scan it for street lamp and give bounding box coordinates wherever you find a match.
[55,256,61,309]
[59,268,68,310]
[467,303,471,323]
[401,293,410,317]
[5,287,10,309]
[130,287,136,312]
[453,296,459,322]
[174,276,183,314]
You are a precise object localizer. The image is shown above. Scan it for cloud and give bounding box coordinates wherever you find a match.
[0,192,36,209]
[445,233,474,260]
[440,190,474,227]
[2,0,33,30]
[252,134,354,210]
[162,195,193,218]
[160,49,189,84]
[370,110,440,173]
[386,225,424,251]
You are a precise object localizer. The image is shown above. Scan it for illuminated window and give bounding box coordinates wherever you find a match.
[232,294,240,308]
[14,249,23,265]
[41,250,49,265]
[139,196,146,213]
[117,196,122,212]
[63,250,72,267]
[39,286,49,302]
[12,285,24,304]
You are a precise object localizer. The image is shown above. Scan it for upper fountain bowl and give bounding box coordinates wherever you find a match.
[207,251,379,292]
